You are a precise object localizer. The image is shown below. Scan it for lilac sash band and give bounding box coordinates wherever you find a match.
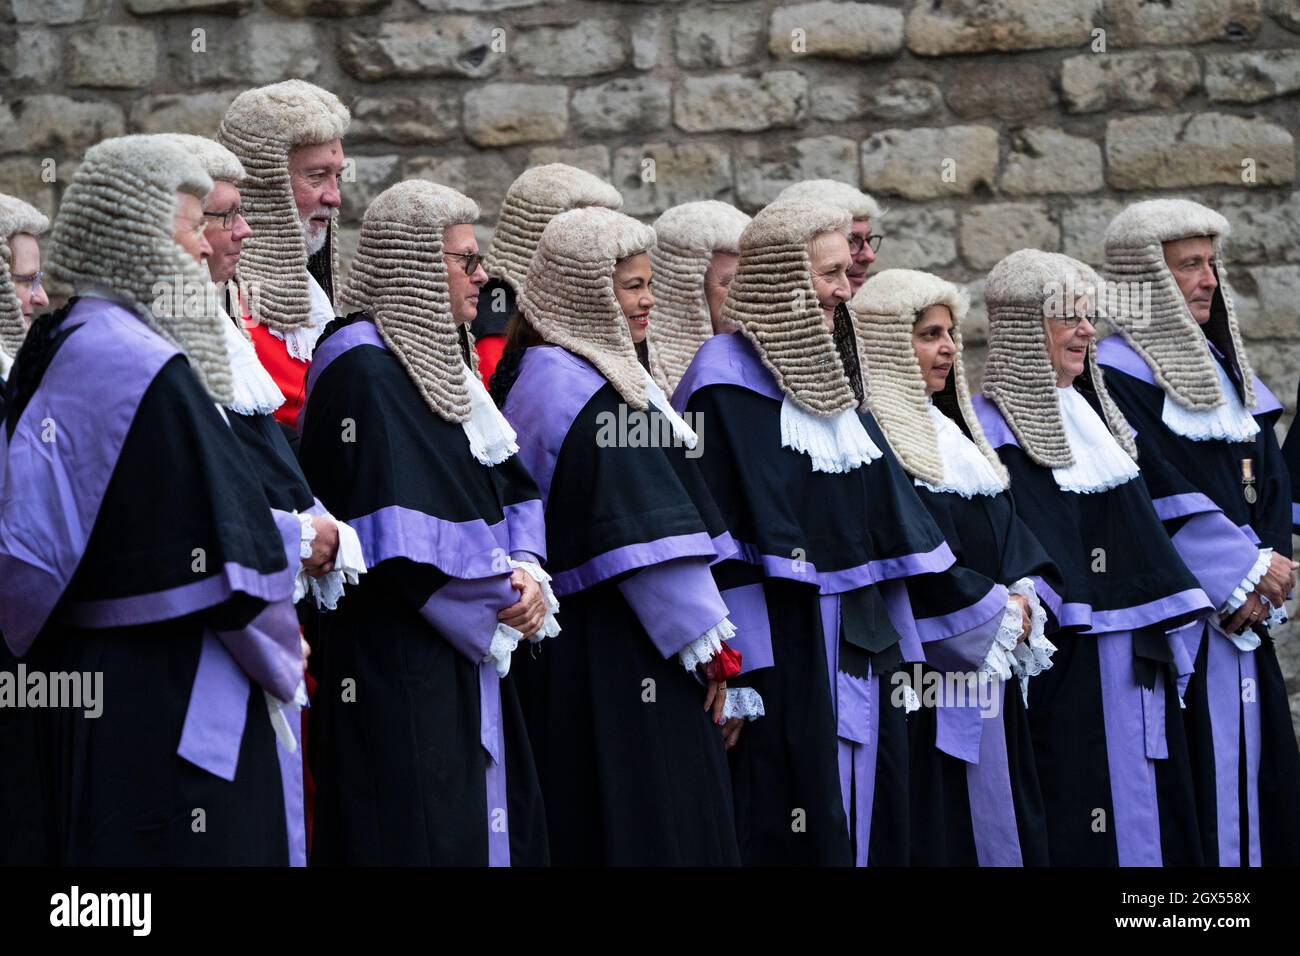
[1166,620,1202,703]
[881,578,925,664]
[479,661,510,867]
[824,584,931,866]
[0,298,180,656]
[273,698,307,867]
[965,681,1023,867]
[915,592,1025,865]
[821,594,875,867]
[178,631,251,782]
[1205,628,1262,866]
[719,584,773,674]
[1096,631,1164,866]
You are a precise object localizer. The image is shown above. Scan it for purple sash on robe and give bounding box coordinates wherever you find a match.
[0,297,305,862]
[302,316,528,864]
[672,334,957,594]
[504,346,736,601]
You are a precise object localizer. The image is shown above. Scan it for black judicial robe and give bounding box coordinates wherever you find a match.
[0,297,300,866]
[973,388,1211,867]
[228,409,315,514]
[905,466,1060,867]
[674,333,958,866]
[1098,336,1300,866]
[297,314,548,866]
[503,344,741,866]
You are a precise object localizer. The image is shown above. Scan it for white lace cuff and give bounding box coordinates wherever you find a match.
[722,686,766,721]
[296,512,316,560]
[901,683,921,714]
[508,558,562,641]
[981,598,1023,683]
[677,617,737,672]
[305,519,368,611]
[486,623,525,678]
[1220,548,1272,615]
[291,513,317,604]
[1008,577,1055,681]
[267,321,325,362]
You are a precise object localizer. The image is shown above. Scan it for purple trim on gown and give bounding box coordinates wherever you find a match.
[298,317,387,432]
[1097,631,1165,866]
[670,331,785,413]
[0,299,304,856]
[731,539,955,597]
[719,584,773,674]
[502,346,608,507]
[1097,334,1282,416]
[554,530,721,597]
[0,297,181,655]
[616,557,731,659]
[1206,626,1262,866]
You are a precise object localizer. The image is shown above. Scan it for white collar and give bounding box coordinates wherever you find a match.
[265,271,335,361]
[220,305,285,416]
[780,396,882,474]
[1051,386,1140,493]
[1160,359,1260,443]
[461,361,518,466]
[0,347,12,380]
[915,401,1007,498]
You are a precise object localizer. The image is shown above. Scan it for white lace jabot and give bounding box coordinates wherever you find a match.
[220,306,285,416]
[1051,385,1140,494]
[461,362,519,466]
[780,397,882,474]
[1160,358,1260,443]
[915,401,1006,499]
[266,271,334,362]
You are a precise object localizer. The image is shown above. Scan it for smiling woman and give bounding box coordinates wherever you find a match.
[503,205,743,866]
[975,249,1214,867]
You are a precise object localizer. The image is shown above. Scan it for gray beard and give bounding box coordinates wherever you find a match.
[300,215,328,256]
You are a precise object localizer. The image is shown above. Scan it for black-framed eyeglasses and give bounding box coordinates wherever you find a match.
[203,205,245,230]
[12,270,43,292]
[445,251,484,276]
[849,234,883,255]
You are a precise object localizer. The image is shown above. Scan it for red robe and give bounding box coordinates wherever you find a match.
[475,334,506,389]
